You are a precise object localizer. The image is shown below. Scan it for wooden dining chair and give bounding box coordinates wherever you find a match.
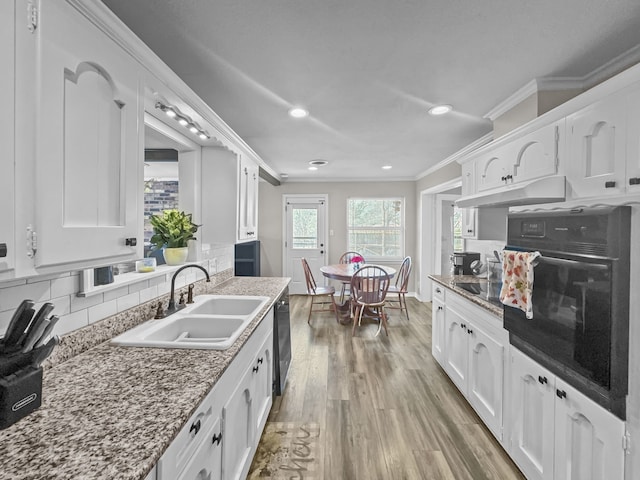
[350,265,391,336]
[386,256,412,320]
[301,258,340,325]
[338,251,365,303]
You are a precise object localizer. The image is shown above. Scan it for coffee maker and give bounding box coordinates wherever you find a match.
[450,252,481,275]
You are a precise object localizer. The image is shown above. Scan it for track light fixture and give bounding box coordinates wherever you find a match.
[155,102,210,140]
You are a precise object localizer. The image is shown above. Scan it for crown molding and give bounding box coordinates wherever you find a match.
[484,44,640,122]
[415,132,493,179]
[65,0,279,179]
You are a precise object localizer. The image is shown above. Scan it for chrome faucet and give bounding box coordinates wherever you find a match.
[167,264,211,314]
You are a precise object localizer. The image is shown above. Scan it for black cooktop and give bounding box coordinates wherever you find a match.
[454,282,503,309]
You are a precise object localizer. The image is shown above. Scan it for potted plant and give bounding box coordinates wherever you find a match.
[149,209,199,265]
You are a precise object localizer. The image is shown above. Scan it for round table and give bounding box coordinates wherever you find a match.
[320,263,396,283]
[320,264,396,322]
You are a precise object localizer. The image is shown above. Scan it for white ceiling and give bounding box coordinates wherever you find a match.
[102,0,640,182]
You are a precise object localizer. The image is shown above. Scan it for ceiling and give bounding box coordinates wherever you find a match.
[102,0,640,182]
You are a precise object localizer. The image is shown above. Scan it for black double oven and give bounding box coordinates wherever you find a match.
[504,206,631,419]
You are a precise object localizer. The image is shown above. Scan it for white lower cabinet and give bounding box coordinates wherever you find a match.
[431,285,446,364]
[436,286,507,441]
[157,310,274,480]
[506,347,626,480]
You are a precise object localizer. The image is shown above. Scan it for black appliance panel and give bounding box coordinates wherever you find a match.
[504,206,630,420]
[273,288,291,396]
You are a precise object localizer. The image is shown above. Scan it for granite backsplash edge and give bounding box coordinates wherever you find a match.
[42,268,234,370]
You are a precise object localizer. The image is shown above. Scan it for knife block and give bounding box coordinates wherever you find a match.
[0,365,43,429]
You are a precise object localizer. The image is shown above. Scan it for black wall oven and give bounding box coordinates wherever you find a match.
[504,206,631,419]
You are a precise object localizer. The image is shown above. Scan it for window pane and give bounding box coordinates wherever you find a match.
[347,198,403,258]
[453,207,463,252]
[292,208,318,249]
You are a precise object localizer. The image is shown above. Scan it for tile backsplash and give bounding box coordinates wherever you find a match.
[0,244,234,338]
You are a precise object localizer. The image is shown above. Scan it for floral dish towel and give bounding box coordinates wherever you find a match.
[499,250,541,319]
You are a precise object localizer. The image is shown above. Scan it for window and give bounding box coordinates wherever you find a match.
[347,198,404,260]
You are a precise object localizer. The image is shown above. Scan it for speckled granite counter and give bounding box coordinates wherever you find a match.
[0,276,290,480]
[429,274,504,318]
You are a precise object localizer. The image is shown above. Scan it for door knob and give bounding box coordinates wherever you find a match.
[320,250,324,254]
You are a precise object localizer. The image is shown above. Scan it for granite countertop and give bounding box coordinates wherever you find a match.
[0,276,290,480]
[429,274,504,318]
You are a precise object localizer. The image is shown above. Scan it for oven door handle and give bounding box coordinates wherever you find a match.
[534,256,609,271]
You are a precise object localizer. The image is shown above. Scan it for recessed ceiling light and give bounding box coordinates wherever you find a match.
[289,107,309,118]
[280,173,289,178]
[382,165,392,170]
[428,104,453,116]
[308,166,318,171]
[309,159,328,167]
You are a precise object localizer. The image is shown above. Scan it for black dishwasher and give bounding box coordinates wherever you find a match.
[273,288,291,396]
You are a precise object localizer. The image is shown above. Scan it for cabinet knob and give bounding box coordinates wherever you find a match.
[189,419,202,435]
[501,176,506,181]
[437,306,443,311]
[556,389,567,399]
[257,357,264,364]
[0,243,6,258]
[460,323,466,329]
[125,237,137,246]
[467,328,473,335]
[253,366,259,373]
[212,432,222,445]
[538,375,548,385]
[435,288,441,293]
[604,181,617,189]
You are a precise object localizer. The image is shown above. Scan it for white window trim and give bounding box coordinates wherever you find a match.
[346,196,405,262]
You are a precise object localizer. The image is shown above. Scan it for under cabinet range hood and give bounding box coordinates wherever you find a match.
[455,176,566,208]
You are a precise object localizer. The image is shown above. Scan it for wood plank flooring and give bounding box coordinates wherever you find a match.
[250,295,526,479]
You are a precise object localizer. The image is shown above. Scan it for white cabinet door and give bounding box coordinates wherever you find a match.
[510,122,562,184]
[553,378,625,480]
[566,92,627,198]
[461,208,477,239]
[625,86,640,194]
[431,296,446,365]
[461,162,475,196]
[477,148,509,192]
[222,366,254,480]
[238,155,259,241]
[251,331,273,435]
[444,305,469,394]
[507,348,556,480]
[467,322,505,440]
[33,0,140,267]
[0,0,15,276]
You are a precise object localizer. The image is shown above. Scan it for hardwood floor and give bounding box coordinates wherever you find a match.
[252,295,525,479]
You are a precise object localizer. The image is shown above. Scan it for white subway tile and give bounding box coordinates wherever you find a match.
[0,282,51,312]
[50,276,78,298]
[42,296,71,317]
[139,285,158,304]
[0,309,14,335]
[54,310,89,336]
[70,293,104,313]
[27,272,70,283]
[149,275,168,287]
[88,300,117,324]
[128,280,150,294]
[104,286,129,302]
[157,281,171,295]
[117,292,140,313]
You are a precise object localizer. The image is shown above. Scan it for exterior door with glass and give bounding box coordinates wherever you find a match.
[283,195,328,294]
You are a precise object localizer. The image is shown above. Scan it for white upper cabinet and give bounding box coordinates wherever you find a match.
[566,90,627,198]
[476,146,510,192]
[0,0,15,277]
[238,155,259,242]
[29,0,141,268]
[625,86,640,193]
[461,161,475,196]
[476,121,562,193]
[507,121,562,184]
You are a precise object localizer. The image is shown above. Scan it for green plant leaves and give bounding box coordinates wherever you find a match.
[149,209,199,249]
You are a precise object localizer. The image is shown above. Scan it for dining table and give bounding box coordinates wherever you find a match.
[320,263,396,321]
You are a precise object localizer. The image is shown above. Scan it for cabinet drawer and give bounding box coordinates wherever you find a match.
[432,283,446,303]
[177,417,223,480]
[157,386,219,480]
